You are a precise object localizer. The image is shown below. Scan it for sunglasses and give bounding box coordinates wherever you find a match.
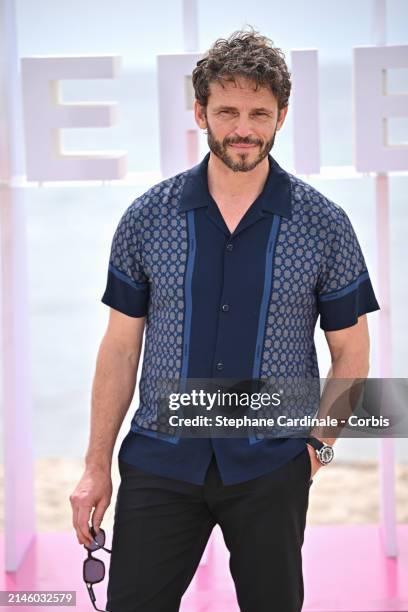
[83,526,111,612]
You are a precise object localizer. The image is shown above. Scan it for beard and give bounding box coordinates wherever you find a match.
[205,118,277,172]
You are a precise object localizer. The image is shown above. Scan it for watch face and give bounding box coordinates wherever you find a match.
[319,445,334,464]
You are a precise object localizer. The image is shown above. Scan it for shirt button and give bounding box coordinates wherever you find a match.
[221,304,230,312]
[226,242,234,251]
[216,362,224,371]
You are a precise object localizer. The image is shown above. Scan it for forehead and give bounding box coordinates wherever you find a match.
[207,76,278,109]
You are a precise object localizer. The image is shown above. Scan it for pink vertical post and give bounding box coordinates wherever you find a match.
[0,0,36,570]
[182,0,198,53]
[182,0,199,168]
[181,0,209,568]
[376,173,397,557]
[291,49,320,175]
[373,0,397,557]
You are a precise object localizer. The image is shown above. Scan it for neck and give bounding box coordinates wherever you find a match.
[207,152,270,203]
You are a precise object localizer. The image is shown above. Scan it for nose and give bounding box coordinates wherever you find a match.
[232,114,253,139]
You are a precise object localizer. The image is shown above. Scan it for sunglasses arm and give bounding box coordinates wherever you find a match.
[86,583,107,612]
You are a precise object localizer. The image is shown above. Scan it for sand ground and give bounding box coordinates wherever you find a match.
[0,460,407,532]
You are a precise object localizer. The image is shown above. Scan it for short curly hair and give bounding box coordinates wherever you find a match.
[192,28,291,111]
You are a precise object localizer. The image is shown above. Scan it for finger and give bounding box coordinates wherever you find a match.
[72,504,79,534]
[69,499,84,545]
[77,505,93,545]
[91,499,109,535]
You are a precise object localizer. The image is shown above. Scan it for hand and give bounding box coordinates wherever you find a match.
[306,443,323,480]
[69,466,112,547]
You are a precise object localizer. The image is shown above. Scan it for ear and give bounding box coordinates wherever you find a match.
[276,105,289,131]
[194,100,207,130]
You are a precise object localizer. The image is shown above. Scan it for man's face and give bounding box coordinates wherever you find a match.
[194,76,288,172]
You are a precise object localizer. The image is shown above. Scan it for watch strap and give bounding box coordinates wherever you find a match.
[306,436,324,451]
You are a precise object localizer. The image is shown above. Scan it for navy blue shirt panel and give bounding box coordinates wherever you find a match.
[119,434,213,485]
[118,431,306,486]
[190,203,274,380]
[101,152,380,485]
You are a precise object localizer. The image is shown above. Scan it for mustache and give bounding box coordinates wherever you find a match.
[224,137,263,146]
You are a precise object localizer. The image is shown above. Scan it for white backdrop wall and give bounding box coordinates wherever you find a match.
[0,0,406,464]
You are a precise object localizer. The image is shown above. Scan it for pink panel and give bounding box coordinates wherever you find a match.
[0,526,407,611]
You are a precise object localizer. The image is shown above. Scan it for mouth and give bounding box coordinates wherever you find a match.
[228,143,258,150]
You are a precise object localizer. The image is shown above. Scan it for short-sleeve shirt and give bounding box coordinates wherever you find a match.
[101,152,380,485]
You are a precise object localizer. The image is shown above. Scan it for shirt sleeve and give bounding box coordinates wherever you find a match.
[101,201,150,317]
[316,206,380,331]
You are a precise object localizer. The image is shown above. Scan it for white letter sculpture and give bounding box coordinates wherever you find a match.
[21,55,127,181]
[353,45,408,172]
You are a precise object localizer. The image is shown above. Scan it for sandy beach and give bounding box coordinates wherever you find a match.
[0,459,407,532]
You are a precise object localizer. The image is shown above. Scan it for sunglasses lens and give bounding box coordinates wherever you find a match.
[87,528,105,551]
[84,558,105,583]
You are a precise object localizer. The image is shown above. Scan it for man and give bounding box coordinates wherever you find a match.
[70,29,380,612]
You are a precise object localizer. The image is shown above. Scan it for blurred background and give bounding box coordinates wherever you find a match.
[0,0,407,533]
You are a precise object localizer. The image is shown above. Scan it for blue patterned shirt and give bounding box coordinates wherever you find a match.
[101,152,380,484]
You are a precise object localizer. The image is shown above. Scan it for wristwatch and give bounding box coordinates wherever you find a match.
[306,436,334,465]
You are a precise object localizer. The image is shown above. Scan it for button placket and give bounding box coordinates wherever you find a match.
[212,237,236,376]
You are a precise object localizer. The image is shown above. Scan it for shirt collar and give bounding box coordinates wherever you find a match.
[178,151,292,219]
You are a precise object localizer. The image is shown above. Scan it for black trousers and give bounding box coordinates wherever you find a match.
[106,448,312,612]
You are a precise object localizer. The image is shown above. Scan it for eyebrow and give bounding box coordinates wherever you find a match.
[213,105,274,114]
